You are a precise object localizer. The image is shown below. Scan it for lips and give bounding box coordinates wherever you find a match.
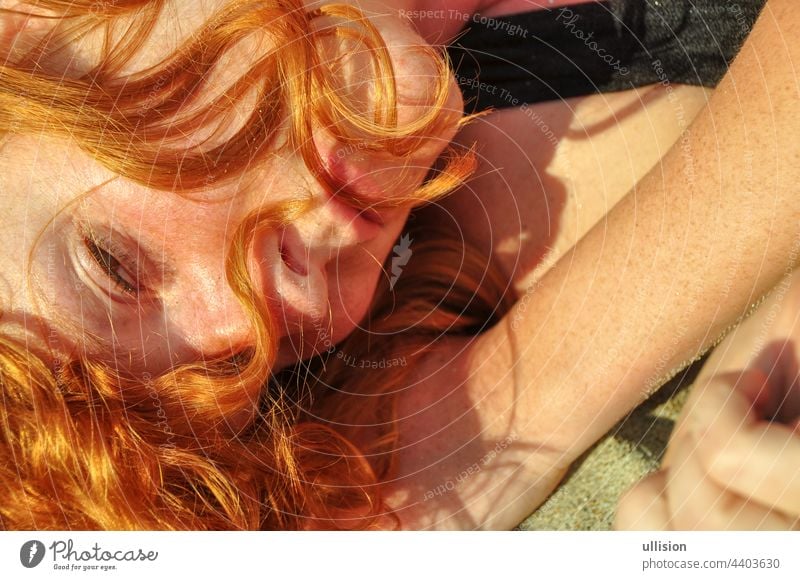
[326,151,384,200]
[324,148,430,220]
[323,188,384,226]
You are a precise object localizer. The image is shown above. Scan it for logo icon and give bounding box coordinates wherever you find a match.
[389,234,413,290]
[20,540,46,568]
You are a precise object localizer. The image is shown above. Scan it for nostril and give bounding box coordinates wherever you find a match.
[279,229,308,276]
[771,374,800,425]
[267,224,334,340]
[280,241,308,276]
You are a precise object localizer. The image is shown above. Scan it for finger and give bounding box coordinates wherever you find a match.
[690,377,800,518]
[664,369,768,469]
[663,417,797,529]
[711,368,771,413]
[747,347,800,423]
[662,403,750,530]
[615,471,671,531]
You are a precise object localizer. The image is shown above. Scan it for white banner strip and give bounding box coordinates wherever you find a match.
[2,531,798,579]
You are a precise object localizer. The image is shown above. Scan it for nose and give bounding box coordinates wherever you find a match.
[159,207,341,367]
[164,262,258,361]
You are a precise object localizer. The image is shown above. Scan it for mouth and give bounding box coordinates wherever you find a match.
[323,188,385,227]
[318,164,387,244]
[325,151,390,221]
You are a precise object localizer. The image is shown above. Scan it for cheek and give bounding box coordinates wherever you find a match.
[326,218,406,340]
[327,248,384,339]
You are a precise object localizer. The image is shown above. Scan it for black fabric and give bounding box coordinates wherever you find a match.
[446,0,767,111]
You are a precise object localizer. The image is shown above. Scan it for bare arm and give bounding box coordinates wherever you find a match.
[385,0,800,529]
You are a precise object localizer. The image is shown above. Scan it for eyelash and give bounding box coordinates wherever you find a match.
[82,236,140,296]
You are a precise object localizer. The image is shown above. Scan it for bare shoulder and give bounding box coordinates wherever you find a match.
[382,334,570,529]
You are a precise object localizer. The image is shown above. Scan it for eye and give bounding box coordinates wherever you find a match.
[82,235,141,296]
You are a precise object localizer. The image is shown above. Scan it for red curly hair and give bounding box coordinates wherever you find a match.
[0,0,510,530]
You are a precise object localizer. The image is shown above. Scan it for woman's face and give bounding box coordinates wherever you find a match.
[0,1,463,375]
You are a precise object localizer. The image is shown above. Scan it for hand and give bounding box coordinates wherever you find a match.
[616,365,800,530]
[615,270,800,530]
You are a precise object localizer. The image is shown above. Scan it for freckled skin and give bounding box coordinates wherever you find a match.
[0,0,463,376]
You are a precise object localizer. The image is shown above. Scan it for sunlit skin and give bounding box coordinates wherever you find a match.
[0,0,463,377]
[616,269,800,530]
[2,0,799,531]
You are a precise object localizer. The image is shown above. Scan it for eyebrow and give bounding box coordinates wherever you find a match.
[114,229,176,287]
